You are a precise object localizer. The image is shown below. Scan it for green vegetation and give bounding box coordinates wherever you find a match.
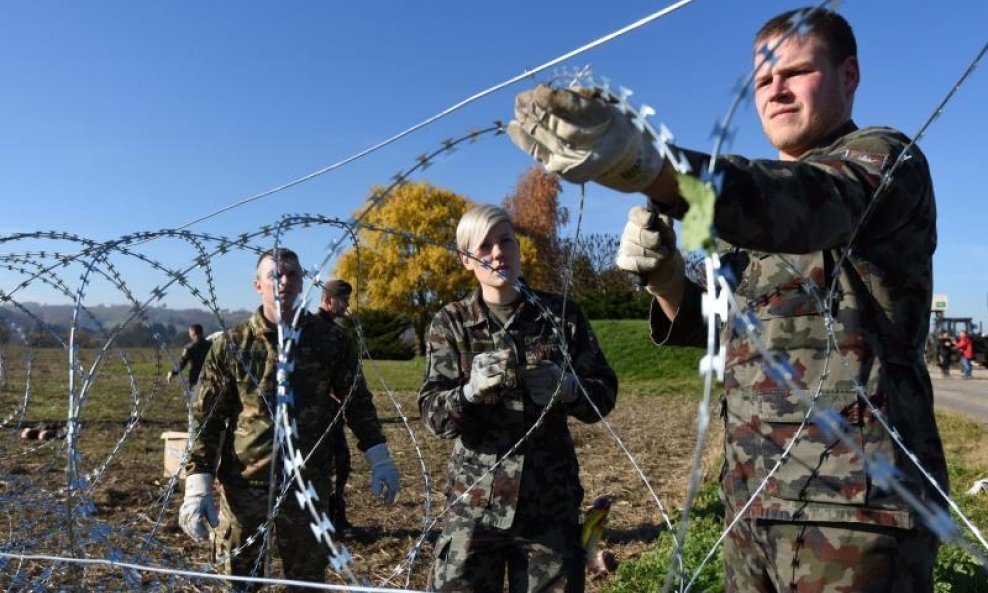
[605,480,725,593]
[363,356,427,393]
[590,319,704,395]
[933,413,988,593]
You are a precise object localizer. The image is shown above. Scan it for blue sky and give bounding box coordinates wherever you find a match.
[2,1,986,325]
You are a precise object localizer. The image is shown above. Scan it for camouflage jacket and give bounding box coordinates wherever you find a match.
[186,308,385,486]
[419,287,617,529]
[174,336,211,385]
[652,122,948,528]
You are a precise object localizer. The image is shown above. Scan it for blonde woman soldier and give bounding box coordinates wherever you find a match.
[418,204,618,593]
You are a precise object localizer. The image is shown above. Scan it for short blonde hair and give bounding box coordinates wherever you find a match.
[456,205,512,253]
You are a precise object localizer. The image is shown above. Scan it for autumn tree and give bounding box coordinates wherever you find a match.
[336,180,475,355]
[503,166,568,291]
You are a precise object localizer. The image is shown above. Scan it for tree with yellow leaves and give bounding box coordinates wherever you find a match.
[336,180,475,355]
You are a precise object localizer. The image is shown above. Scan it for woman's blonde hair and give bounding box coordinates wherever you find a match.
[456,204,513,253]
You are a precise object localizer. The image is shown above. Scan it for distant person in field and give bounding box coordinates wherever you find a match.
[936,331,954,378]
[167,323,211,387]
[418,205,617,593]
[318,278,356,532]
[179,248,399,591]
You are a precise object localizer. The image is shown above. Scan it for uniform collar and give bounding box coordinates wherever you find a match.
[799,120,858,160]
[248,306,310,337]
[461,285,536,329]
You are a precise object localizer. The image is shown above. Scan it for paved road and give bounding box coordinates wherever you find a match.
[931,364,988,427]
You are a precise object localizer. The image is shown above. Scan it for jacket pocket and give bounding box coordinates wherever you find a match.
[743,387,893,506]
[445,442,497,512]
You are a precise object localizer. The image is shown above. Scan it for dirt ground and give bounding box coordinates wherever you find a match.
[2,387,721,592]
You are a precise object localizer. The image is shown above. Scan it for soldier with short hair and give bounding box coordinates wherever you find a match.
[509,7,947,593]
[419,204,617,593]
[178,248,400,591]
[319,278,356,532]
[167,323,211,387]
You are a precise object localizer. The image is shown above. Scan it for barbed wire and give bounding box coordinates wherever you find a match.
[1,3,985,591]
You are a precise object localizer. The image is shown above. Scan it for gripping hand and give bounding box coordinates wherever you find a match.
[178,473,219,541]
[521,360,580,407]
[508,84,664,193]
[616,206,684,296]
[462,349,514,405]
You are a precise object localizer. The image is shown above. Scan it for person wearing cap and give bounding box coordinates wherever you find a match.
[319,278,356,531]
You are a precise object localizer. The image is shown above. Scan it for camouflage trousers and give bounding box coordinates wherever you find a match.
[212,481,332,592]
[431,517,585,593]
[724,517,938,593]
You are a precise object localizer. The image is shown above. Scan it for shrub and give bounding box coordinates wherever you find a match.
[350,309,415,360]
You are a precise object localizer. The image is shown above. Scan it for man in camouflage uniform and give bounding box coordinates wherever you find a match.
[508,8,947,593]
[318,278,355,532]
[419,205,617,593]
[167,323,212,387]
[178,248,400,591]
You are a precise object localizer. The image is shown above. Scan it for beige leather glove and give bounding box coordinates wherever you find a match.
[463,349,514,405]
[508,84,664,193]
[616,206,684,296]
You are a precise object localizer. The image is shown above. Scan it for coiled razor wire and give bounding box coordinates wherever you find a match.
[1,1,986,590]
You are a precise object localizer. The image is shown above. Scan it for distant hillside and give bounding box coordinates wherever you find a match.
[0,302,251,346]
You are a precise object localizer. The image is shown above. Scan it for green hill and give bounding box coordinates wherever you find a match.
[366,319,705,395]
[590,319,704,394]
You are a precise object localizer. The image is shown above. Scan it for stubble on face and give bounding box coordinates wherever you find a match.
[753,33,856,160]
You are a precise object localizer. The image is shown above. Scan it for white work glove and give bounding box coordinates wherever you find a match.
[462,349,515,405]
[521,360,580,407]
[616,206,685,297]
[178,473,219,541]
[166,370,175,384]
[508,84,664,193]
[363,443,400,505]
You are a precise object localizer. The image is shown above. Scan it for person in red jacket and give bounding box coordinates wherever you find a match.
[955,330,975,379]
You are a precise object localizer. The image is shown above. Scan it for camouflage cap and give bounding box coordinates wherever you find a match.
[323,279,353,299]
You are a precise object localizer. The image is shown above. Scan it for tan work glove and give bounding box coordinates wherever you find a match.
[508,84,664,193]
[462,349,515,405]
[616,206,684,296]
